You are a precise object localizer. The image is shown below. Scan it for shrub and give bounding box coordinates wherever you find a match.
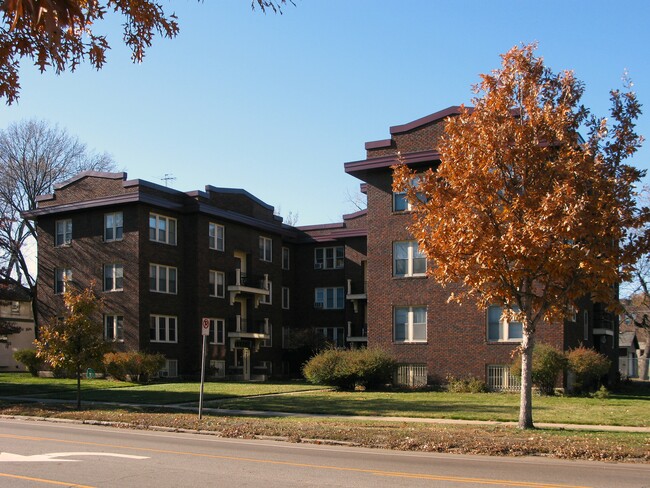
[511,343,567,395]
[13,349,41,376]
[303,348,396,391]
[445,374,488,393]
[103,351,166,383]
[566,345,611,393]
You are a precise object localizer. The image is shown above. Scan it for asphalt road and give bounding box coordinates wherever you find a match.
[0,418,648,487]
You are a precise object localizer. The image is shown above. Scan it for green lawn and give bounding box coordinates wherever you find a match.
[1,373,648,427]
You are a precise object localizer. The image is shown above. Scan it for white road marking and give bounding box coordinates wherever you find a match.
[0,452,149,462]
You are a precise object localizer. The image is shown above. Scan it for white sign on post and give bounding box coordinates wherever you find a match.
[201,317,210,336]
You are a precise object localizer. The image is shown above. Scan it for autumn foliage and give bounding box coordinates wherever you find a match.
[393,43,647,428]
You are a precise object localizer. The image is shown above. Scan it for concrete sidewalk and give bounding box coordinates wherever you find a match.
[2,395,649,433]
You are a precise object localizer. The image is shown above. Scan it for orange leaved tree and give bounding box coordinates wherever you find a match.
[393,43,648,429]
[35,281,109,409]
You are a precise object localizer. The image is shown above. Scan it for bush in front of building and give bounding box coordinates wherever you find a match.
[13,349,41,376]
[445,374,488,393]
[566,345,611,393]
[303,348,396,391]
[511,343,567,395]
[103,351,166,383]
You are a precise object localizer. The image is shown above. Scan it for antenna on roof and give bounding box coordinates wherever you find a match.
[161,174,176,187]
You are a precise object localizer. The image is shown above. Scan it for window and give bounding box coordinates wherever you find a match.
[282,247,290,270]
[209,360,226,378]
[260,281,272,304]
[150,315,177,343]
[149,264,177,294]
[259,236,272,262]
[209,223,224,251]
[209,270,225,298]
[314,246,344,269]
[316,327,345,348]
[55,219,72,246]
[262,322,272,347]
[104,315,124,342]
[487,365,521,391]
[159,359,178,378]
[393,175,425,212]
[282,326,290,349]
[394,306,427,343]
[282,287,290,309]
[208,318,225,345]
[149,213,177,245]
[104,212,123,241]
[314,287,345,309]
[395,364,428,387]
[393,241,426,277]
[10,301,20,314]
[103,264,124,291]
[487,305,523,342]
[583,310,589,341]
[54,267,71,294]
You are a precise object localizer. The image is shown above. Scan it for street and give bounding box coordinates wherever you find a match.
[0,418,648,487]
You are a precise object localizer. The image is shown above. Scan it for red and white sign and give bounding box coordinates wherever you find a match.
[201,318,210,336]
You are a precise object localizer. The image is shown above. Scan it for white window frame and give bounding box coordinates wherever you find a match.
[282,286,290,309]
[104,212,123,242]
[149,264,177,294]
[393,306,427,343]
[104,314,124,342]
[487,305,523,342]
[54,267,71,294]
[208,318,225,345]
[149,213,177,245]
[314,246,344,269]
[209,270,225,298]
[55,219,72,246]
[259,236,273,262]
[260,281,272,305]
[393,175,425,212]
[282,247,290,270]
[150,314,177,343]
[103,263,124,292]
[314,287,345,310]
[209,222,225,251]
[316,327,345,348]
[487,364,521,391]
[159,359,178,378]
[393,241,427,277]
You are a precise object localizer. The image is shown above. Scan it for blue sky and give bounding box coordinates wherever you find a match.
[1,0,649,225]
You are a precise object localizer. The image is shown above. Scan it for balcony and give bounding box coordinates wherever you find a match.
[346,279,367,313]
[228,269,270,307]
[346,321,368,344]
[228,316,271,351]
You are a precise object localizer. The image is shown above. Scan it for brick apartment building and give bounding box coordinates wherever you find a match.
[24,106,618,388]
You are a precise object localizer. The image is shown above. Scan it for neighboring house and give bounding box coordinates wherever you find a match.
[620,299,650,380]
[23,173,366,379]
[23,107,620,388]
[0,278,35,371]
[344,106,619,389]
[618,329,639,378]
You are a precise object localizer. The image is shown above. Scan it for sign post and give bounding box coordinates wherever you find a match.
[199,318,210,420]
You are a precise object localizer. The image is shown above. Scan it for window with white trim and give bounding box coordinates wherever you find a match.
[393,175,425,212]
[393,241,426,277]
[55,219,72,246]
[149,264,177,294]
[282,287,290,309]
[150,315,177,343]
[314,246,344,269]
[209,270,225,298]
[314,287,345,309]
[54,267,71,294]
[487,305,523,342]
[104,212,123,241]
[149,213,177,245]
[282,247,290,270]
[159,359,178,378]
[259,236,272,262]
[487,364,521,391]
[208,318,225,345]
[394,306,427,343]
[260,281,272,304]
[209,222,224,251]
[103,263,124,291]
[316,327,345,348]
[104,314,124,342]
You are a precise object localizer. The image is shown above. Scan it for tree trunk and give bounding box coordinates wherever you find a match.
[76,365,81,410]
[518,328,535,429]
[638,341,650,381]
